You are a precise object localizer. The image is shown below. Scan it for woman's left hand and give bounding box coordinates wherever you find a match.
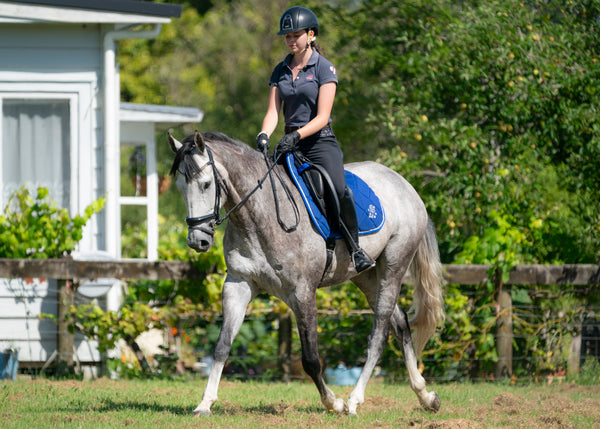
[276,131,300,153]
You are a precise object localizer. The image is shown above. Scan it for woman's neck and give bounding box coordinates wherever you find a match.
[291,47,313,68]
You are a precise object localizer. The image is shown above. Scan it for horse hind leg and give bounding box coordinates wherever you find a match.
[398,313,441,412]
[349,271,439,415]
[346,272,401,416]
[193,276,255,416]
[390,307,441,412]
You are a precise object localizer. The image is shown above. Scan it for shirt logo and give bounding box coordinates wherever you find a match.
[306,74,314,80]
[330,66,336,75]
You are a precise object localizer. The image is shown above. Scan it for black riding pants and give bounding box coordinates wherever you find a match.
[296,133,346,200]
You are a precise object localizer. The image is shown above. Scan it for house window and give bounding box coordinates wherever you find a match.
[2,99,71,208]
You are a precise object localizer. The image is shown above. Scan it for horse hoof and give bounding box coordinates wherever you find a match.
[192,408,211,417]
[327,397,347,414]
[335,398,348,414]
[426,392,441,413]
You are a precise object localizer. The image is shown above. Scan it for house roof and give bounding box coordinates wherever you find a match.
[6,0,182,17]
[0,0,182,23]
[120,102,204,129]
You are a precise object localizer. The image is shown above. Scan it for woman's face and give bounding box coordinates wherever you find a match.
[285,30,312,55]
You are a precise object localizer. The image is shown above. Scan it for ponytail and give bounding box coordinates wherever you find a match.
[311,40,323,55]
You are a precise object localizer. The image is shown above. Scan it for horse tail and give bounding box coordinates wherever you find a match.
[408,217,445,358]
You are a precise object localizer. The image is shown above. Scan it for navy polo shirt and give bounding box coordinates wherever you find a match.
[269,51,338,129]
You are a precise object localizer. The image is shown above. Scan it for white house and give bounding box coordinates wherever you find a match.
[0,0,203,370]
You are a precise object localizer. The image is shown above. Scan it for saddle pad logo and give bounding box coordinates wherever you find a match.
[368,204,378,219]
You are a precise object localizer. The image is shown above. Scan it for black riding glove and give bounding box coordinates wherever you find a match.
[275,131,301,154]
[256,132,269,154]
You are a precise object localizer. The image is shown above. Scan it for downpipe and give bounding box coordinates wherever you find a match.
[102,24,162,258]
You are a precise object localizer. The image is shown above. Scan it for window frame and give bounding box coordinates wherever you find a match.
[1,95,76,209]
[0,80,93,216]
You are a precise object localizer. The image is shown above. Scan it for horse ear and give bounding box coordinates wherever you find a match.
[168,132,182,153]
[194,130,206,152]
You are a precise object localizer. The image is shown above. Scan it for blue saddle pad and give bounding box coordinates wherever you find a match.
[285,153,385,240]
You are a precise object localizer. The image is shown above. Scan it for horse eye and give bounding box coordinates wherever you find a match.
[203,181,211,191]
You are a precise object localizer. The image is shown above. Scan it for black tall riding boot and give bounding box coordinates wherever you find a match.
[339,187,376,273]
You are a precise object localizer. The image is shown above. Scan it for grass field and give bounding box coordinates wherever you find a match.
[1,377,599,428]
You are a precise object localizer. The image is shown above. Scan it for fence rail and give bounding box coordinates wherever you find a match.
[0,258,598,285]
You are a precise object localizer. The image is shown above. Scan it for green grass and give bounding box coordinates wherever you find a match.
[1,377,599,428]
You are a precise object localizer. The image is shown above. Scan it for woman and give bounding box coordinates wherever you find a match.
[256,6,374,273]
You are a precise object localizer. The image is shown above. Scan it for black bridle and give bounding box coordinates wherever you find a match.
[183,145,299,232]
[182,145,224,228]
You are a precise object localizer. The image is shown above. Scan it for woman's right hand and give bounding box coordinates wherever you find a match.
[256,132,270,154]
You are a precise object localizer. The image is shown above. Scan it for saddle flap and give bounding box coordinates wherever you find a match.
[296,160,340,224]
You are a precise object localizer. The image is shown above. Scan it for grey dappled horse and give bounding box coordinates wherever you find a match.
[168,131,445,416]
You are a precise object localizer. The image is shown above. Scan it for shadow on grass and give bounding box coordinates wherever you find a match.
[101,399,190,415]
[51,399,326,418]
[212,402,325,416]
[51,399,190,416]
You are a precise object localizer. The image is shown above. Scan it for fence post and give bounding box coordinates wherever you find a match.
[568,332,581,375]
[278,310,292,382]
[495,270,513,380]
[56,279,75,376]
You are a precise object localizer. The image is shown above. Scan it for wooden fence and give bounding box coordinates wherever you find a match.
[1,258,598,379]
[1,259,597,284]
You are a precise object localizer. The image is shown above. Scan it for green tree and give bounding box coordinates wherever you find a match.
[332,0,600,264]
[119,0,292,145]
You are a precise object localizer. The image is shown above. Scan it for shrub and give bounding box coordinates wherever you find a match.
[0,186,105,258]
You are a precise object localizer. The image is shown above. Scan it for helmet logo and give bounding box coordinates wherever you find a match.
[281,14,293,31]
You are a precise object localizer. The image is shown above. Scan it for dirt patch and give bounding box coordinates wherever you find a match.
[487,387,600,429]
[492,392,520,408]
[363,395,400,412]
[409,418,477,428]
[492,392,522,415]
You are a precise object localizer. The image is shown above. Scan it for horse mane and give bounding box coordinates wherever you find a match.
[169,131,261,183]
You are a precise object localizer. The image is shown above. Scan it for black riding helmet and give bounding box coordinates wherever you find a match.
[277,6,319,35]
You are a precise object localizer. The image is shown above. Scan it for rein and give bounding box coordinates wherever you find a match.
[185,146,300,232]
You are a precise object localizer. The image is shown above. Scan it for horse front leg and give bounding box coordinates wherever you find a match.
[291,295,346,414]
[193,276,255,416]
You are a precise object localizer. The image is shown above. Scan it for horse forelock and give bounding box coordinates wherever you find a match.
[169,135,203,183]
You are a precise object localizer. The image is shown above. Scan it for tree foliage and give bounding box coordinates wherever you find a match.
[119,0,291,144]
[331,0,600,264]
[120,0,600,264]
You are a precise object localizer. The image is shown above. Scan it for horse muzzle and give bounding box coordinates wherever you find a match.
[187,224,215,252]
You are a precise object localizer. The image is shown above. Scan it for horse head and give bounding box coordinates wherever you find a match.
[168,131,219,253]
